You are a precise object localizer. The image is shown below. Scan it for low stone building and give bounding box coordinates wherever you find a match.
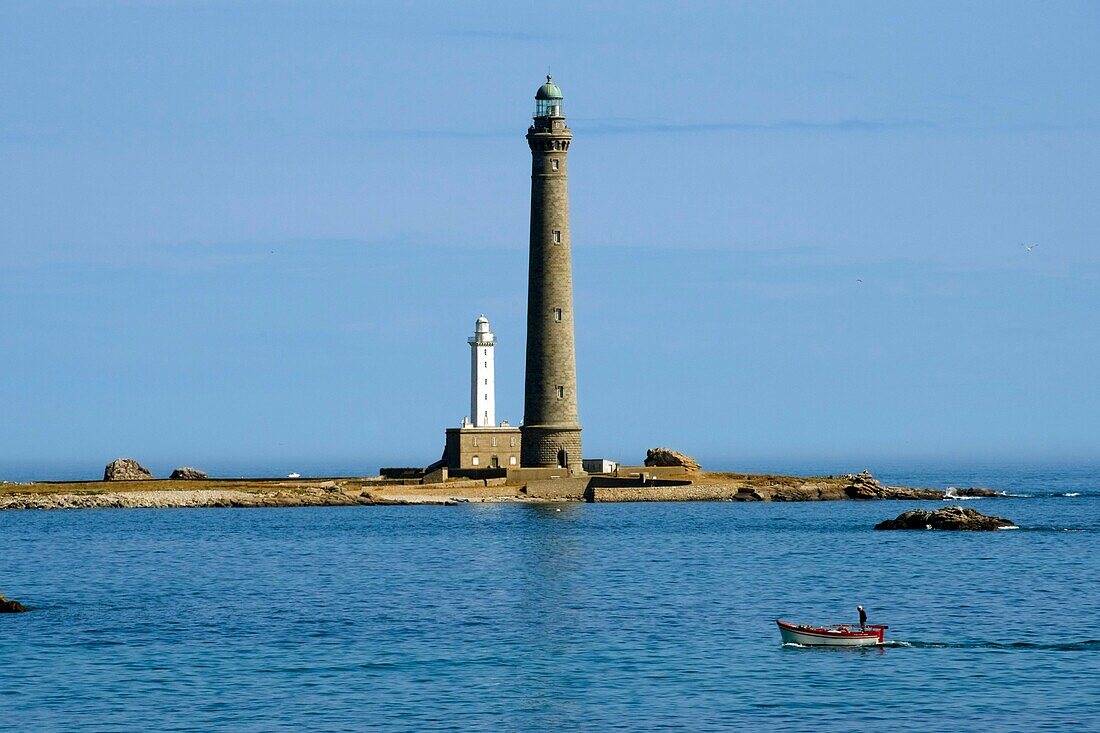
[444,424,522,470]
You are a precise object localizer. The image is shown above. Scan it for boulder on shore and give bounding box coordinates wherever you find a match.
[844,471,885,499]
[644,448,701,472]
[170,467,208,480]
[0,593,28,613]
[874,506,1016,531]
[104,458,153,481]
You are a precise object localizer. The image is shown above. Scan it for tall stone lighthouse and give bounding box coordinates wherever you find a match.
[521,76,583,471]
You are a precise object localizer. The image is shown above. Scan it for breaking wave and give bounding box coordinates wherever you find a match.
[943,487,980,501]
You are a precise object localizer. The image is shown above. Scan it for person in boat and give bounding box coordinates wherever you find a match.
[857,605,867,629]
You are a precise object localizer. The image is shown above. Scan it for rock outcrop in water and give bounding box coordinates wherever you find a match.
[0,592,27,613]
[104,458,153,481]
[842,472,996,500]
[874,506,1016,531]
[843,471,886,499]
[644,448,701,472]
[170,467,208,480]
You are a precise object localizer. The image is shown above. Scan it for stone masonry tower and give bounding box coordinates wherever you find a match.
[469,315,496,427]
[521,76,583,471]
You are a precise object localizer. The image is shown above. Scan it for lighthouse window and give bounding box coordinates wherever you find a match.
[484,362,487,368]
[556,386,565,399]
[484,379,488,385]
[551,159,559,170]
[483,349,487,356]
[554,308,562,322]
[484,394,488,401]
[553,230,561,243]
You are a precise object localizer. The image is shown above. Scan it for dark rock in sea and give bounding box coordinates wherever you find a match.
[843,472,948,500]
[104,458,153,481]
[0,593,28,613]
[874,506,1016,531]
[170,467,208,480]
[952,487,1002,498]
[880,485,950,500]
[644,448,701,472]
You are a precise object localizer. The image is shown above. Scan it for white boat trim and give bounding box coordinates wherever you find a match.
[776,619,886,647]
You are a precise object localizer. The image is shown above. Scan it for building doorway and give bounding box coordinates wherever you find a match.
[557,449,567,468]
[490,455,499,469]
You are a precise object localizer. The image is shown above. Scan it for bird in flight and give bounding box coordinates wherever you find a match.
[1022,243,1039,252]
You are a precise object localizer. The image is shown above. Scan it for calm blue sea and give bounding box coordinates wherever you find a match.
[2,464,1099,732]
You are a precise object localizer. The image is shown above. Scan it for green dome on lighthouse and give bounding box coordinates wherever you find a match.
[534,75,564,118]
[535,75,563,100]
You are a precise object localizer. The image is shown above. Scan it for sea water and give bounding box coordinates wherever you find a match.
[2,464,1099,732]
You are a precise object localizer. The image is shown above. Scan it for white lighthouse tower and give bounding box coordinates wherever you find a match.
[469,315,496,427]
[444,315,521,471]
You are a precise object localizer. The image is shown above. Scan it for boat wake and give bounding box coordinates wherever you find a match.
[780,642,880,652]
[781,638,1100,652]
[894,639,1100,651]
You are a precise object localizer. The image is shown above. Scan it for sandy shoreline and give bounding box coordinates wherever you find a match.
[0,471,997,511]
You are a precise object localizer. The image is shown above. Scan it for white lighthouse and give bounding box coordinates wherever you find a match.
[444,315,521,471]
[469,315,496,427]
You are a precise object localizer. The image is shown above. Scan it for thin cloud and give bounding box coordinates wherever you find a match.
[576,117,938,136]
[362,116,1092,139]
[344,117,1100,142]
[345,117,937,141]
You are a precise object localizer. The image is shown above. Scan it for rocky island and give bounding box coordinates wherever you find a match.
[875,506,1017,531]
[0,455,1003,511]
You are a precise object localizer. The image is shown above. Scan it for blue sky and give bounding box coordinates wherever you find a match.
[2,1,1098,477]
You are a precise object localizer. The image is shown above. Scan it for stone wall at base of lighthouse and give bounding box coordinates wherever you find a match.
[519,427,582,470]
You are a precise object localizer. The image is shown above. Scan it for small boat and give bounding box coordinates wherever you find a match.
[776,619,887,647]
